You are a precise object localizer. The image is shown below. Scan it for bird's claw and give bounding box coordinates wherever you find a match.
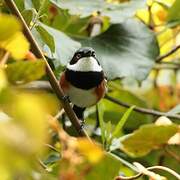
[61,95,70,103]
[78,120,85,133]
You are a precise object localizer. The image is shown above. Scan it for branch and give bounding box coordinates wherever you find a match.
[156,44,180,62]
[105,95,180,120]
[5,0,90,139]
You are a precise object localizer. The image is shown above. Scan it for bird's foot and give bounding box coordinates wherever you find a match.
[61,95,70,103]
[78,120,85,133]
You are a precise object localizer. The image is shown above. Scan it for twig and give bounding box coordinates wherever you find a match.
[148,3,154,30]
[115,173,142,180]
[0,51,10,66]
[5,0,90,138]
[54,109,65,120]
[153,65,180,70]
[44,143,60,153]
[156,44,180,62]
[148,166,180,179]
[37,157,51,172]
[29,0,46,30]
[159,61,180,66]
[105,95,180,120]
[165,146,180,162]
[116,164,180,180]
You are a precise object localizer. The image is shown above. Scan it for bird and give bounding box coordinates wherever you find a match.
[59,47,106,128]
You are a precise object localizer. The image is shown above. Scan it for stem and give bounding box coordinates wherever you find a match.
[153,64,180,70]
[29,0,47,30]
[5,0,90,138]
[105,95,180,120]
[37,157,51,172]
[44,143,60,153]
[0,51,10,66]
[156,44,180,62]
[115,173,142,180]
[116,165,180,180]
[165,146,180,162]
[147,166,180,179]
[148,3,154,30]
[160,61,180,66]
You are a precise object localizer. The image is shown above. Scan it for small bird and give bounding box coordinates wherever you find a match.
[60,47,106,127]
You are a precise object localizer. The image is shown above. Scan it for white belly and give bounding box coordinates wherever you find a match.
[66,85,97,108]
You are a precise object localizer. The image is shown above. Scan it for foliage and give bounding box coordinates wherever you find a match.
[0,0,180,180]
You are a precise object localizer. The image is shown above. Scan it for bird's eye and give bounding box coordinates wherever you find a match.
[75,53,81,59]
[92,52,95,57]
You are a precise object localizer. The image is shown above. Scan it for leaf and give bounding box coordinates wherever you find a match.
[0,69,7,92]
[85,152,123,180]
[167,105,180,115]
[0,92,49,176]
[112,106,135,139]
[77,138,103,164]
[97,103,106,146]
[167,0,180,23]
[44,152,60,165]
[6,60,46,84]
[80,18,159,80]
[99,89,152,131]
[1,32,29,60]
[35,22,81,65]
[21,9,36,26]
[50,0,146,23]
[0,14,29,60]
[0,14,21,41]
[119,124,179,157]
[36,25,55,53]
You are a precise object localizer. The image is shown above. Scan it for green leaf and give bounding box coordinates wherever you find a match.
[14,0,25,12]
[21,9,36,26]
[36,22,81,65]
[51,10,90,37]
[167,0,180,23]
[50,0,146,23]
[44,152,60,165]
[99,88,152,131]
[97,103,106,146]
[85,152,122,180]
[36,25,55,53]
[112,106,135,139]
[6,60,46,84]
[119,124,179,157]
[80,18,159,80]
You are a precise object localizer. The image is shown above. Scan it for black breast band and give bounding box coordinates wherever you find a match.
[65,69,104,90]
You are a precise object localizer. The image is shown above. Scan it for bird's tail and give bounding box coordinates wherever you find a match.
[73,105,86,120]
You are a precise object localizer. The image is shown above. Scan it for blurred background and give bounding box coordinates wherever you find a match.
[0,0,180,179]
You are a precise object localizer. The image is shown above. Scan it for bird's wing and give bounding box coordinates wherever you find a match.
[94,79,107,101]
[59,72,70,92]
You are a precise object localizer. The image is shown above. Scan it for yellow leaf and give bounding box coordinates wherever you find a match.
[0,14,21,41]
[0,69,7,91]
[9,93,48,149]
[0,32,29,60]
[77,138,104,164]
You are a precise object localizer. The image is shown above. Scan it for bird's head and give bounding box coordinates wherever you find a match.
[67,47,102,72]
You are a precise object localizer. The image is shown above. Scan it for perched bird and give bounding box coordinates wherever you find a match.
[60,47,106,127]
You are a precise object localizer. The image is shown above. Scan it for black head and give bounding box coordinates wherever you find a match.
[70,47,96,65]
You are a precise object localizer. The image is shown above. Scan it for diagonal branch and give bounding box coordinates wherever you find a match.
[156,44,180,62]
[105,95,180,120]
[5,0,90,139]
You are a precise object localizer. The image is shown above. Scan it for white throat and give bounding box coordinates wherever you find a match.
[67,57,102,72]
